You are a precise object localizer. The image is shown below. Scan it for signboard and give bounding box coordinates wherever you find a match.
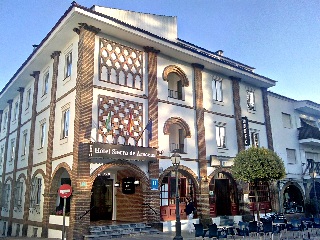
[59,184,72,198]
[151,179,158,190]
[122,177,135,194]
[90,143,157,161]
[242,117,250,146]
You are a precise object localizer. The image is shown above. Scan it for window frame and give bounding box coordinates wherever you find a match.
[251,131,260,148]
[3,111,8,131]
[286,148,297,164]
[10,139,15,162]
[21,131,28,156]
[282,113,292,128]
[212,79,223,102]
[25,88,32,110]
[61,108,70,139]
[65,51,72,79]
[30,177,42,207]
[13,101,19,121]
[42,72,49,96]
[14,181,23,207]
[247,90,255,111]
[216,125,226,148]
[40,122,46,148]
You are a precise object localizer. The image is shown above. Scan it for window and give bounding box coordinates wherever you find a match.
[14,181,23,207]
[216,126,226,148]
[30,177,42,207]
[21,131,28,156]
[25,88,31,110]
[286,148,296,164]
[212,79,222,102]
[247,90,255,111]
[168,73,184,100]
[169,125,185,153]
[65,51,72,78]
[40,122,46,148]
[42,72,49,96]
[10,139,15,162]
[2,184,10,208]
[282,113,292,128]
[3,112,7,131]
[0,146,3,168]
[13,102,19,121]
[61,109,70,139]
[251,132,259,147]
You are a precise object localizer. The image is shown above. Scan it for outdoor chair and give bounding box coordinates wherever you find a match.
[248,221,259,239]
[208,223,218,239]
[286,219,302,239]
[236,221,249,237]
[262,221,273,240]
[193,223,206,239]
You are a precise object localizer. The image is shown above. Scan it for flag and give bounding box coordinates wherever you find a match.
[146,119,152,140]
[127,111,133,136]
[105,111,112,132]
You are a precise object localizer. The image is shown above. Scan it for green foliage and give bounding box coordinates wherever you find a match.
[231,147,285,183]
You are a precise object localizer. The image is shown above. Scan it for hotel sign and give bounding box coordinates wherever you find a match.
[242,117,250,146]
[90,143,157,161]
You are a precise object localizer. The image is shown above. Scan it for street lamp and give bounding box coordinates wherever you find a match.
[309,159,318,217]
[171,151,183,240]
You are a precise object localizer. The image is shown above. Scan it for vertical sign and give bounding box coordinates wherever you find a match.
[242,117,250,146]
[151,179,158,190]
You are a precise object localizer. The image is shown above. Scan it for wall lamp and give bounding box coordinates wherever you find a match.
[114,182,120,187]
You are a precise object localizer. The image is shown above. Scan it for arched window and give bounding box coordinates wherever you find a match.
[163,65,189,101]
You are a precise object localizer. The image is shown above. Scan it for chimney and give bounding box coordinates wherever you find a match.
[216,50,224,56]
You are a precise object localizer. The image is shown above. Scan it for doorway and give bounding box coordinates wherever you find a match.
[91,176,113,221]
[215,179,231,216]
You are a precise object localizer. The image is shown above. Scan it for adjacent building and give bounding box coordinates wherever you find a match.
[0,2,318,239]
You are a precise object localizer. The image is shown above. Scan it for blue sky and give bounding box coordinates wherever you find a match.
[1,0,319,103]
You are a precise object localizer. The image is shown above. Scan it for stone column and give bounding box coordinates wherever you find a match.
[0,99,13,233]
[70,23,100,240]
[41,51,60,238]
[261,88,274,150]
[7,88,24,236]
[144,46,161,223]
[192,63,209,218]
[230,77,244,152]
[22,71,40,236]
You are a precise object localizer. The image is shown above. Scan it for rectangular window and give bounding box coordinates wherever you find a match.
[251,132,259,147]
[42,72,49,96]
[212,80,222,101]
[14,181,23,207]
[286,148,296,164]
[30,178,42,207]
[216,126,226,148]
[282,113,292,128]
[22,131,28,156]
[2,184,10,208]
[25,88,31,110]
[0,146,4,168]
[40,122,46,148]
[247,90,255,110]
[61,109,70,139]
[13,102,19,121]
[3,112,7,131]
[65,51,72,78]
[10,139,15,162]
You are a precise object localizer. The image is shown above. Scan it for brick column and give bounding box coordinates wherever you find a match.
[261,88,274,150]
[22,71,40,236]
[230,77,244,152]
[192,63,209,217]
[41,51,60,238]
[7,87,24,236]
[1,100,13,228]
[70,23,100,240]
[144,46,160,223]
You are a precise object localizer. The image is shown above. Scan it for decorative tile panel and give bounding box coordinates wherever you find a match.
[98,95,144,144]
[100,38,143,90]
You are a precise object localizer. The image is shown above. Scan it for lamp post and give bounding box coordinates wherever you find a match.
[171,152,183,240]
[309,159,318,218]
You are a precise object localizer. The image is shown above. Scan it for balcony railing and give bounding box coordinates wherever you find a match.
[170,143,185,153]
[298,124,320,141]
[168,89,183,100]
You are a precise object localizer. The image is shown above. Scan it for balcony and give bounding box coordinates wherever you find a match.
[298,123,320,146]
[168,89,183,100]
[170,143,185,154]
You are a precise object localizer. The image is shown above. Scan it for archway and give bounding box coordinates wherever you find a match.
[209,171,238,217]
[283,183,304,213]
[159,166,199,221]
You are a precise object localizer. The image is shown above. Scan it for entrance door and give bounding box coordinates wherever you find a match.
[91,176,113,221]
[215,179,231,216]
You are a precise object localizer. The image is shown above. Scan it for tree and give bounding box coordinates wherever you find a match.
[231,147,285,220]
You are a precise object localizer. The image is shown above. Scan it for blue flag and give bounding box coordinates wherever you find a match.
[146,119,152,140]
